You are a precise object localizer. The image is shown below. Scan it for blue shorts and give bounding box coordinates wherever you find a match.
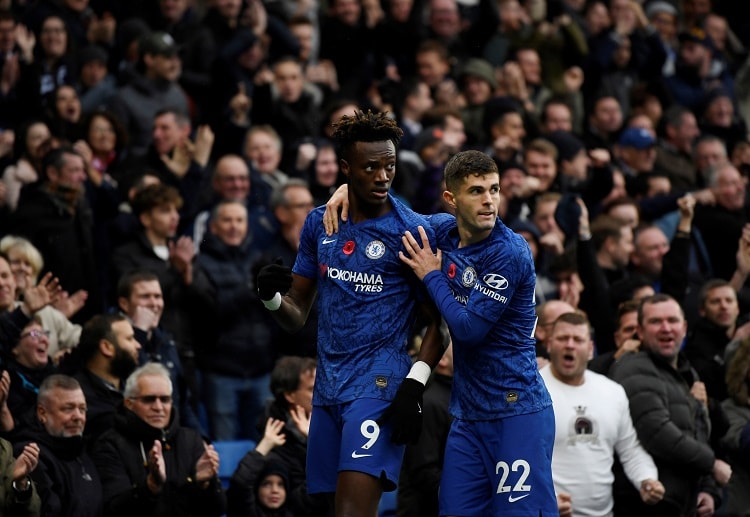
[439,407,558,517]
[306,399,405,494]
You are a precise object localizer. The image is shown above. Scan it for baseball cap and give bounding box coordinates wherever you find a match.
[139,31,179,58]
[414,126,444,155]
[678,27,713,49]
[618,127,656,150]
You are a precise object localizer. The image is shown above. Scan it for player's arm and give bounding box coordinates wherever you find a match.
[400,226,494,346]
[257,263,317,333]
[376,237,449,445]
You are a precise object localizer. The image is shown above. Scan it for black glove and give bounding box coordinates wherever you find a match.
[377,378,425,445]
[256,258,292,301]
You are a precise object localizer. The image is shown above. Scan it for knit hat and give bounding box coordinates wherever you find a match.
[544,131,585,164]
[645,1,677,19]
[459,58,498,89]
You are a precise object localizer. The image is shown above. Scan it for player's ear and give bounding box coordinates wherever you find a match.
[442,190,455,209]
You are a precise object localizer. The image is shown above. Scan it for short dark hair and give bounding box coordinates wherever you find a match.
[443,150,498,192]
[332,110,403,162]
[77,314,129,364]
[591,215,626,252]
[41,146,81,180]
[270,356,316,407]
[130,183,183,217]
[551,311,589,332]
[637,293,682,326]
[699,278,734,307]
[117,270,160,300]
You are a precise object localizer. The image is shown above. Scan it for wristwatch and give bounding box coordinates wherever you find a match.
[12,478,30,492]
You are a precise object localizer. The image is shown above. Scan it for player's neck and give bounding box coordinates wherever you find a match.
[349,196,392,223]
[457,225,492,248]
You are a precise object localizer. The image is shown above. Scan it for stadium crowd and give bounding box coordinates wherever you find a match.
[0,0,750,515]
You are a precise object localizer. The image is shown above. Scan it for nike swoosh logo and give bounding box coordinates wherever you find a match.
[351,451,373,459]
[322,238,337,244]
[508,494,530,503]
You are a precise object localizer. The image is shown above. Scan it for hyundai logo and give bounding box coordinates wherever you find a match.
[483,274,508,290]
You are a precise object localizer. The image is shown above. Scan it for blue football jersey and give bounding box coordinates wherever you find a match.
[429,216,552,420]
[294,194,434,405]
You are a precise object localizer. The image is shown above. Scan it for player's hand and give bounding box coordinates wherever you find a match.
[256,258,292,301]
[377,378,425,445]
[399,226,441,281]
[324,184,349,235]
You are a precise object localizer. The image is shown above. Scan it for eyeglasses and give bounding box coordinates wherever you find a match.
[129,395,173,405]
[20,330,51,341]
[286,202,314,210]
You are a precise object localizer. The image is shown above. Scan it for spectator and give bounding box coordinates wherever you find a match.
[108,31,189,156]
[541,311,664,516]
[193,200,275,440]
[692,162,748,281]
[263,181,317,356]
[534,299,576,365]
[693,134,728,186]
[0,436,40,516]
[615,126,657,179]
[91,363,226,517]
[2,120,51,212]
[243,125,288,194]
[119,108,213,217]
[18,15,76,118]
[685,279,740,401]
[664,27,735,113]
[79,110,128,180]
[6,320,58,426]
[228,356,326,517]
[147,0,216,113]
[252,56,323,173]
[13,374,103,517]
[12,146,105,322]
[111,183,201,389]
[0,239,82,359]
[654,104,701,190]
[67,314,140,439]
[721,335,750,516]
[588,298,641,375]
[227,419,295,517]
[457,58,497,147]
[190,154,276,252]
[75,46,116,115]
[44,85,83,142]
[584,94,624,153]
[116,270,200,431]
[610,294,730,516]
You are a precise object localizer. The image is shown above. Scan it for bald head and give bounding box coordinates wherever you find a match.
[213,155,250,201]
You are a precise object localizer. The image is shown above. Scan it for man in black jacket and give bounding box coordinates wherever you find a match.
[610,294,731,517]
[14,374,102,517]
[91,362,225,517]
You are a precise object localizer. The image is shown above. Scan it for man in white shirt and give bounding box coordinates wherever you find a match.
[540,311,664,517]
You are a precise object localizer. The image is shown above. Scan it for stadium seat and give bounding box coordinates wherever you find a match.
[213,439,256,488]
